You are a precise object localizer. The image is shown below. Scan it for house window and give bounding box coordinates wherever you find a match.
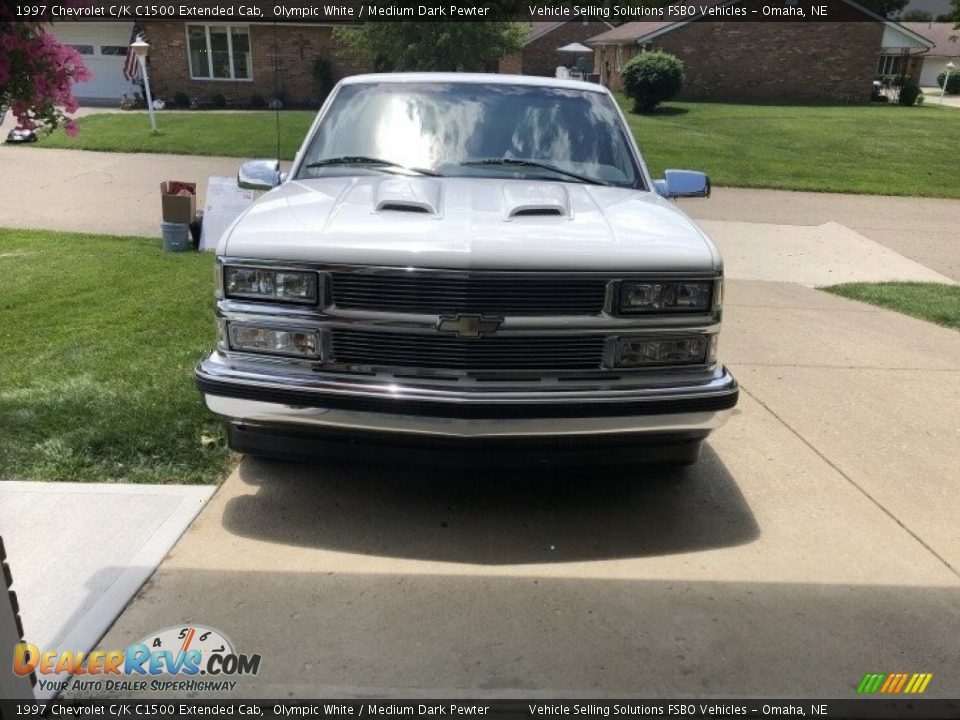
[99,46,127,56]
[68,44,94,55]
[187,24,252,80]
[877,54,905,76]
[615,45,623,71]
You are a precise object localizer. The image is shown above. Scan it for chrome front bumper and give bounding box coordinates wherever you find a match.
[196,351,738,439]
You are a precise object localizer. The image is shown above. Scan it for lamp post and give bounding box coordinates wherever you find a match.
[941,61,956,105]
[130,39,157,132]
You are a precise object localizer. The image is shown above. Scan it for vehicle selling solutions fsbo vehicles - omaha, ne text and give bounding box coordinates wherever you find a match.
[194,73,739,464]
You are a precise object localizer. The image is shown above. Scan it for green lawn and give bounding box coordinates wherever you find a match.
[38,111,315,160]
[618,99,960,198]
[824,282,960,331]
[0,229,232,484]
[34,100,960,197]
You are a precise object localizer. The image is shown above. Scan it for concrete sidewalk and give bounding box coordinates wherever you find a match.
[0,145,243,238]
[684,188,960,282]
[703,219,953,286]
[2,144,958,283]
[0,482,215,699]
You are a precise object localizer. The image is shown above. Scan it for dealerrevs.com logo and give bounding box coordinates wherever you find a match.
[14,624,262,695]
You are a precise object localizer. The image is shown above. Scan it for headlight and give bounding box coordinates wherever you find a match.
[614,336,708,367]
[224,266,319,304]
[228,324,321,359]
[619,280,712,314]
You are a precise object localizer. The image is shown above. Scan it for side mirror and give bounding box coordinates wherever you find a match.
[238,159,281,191]
[654,169,710,199]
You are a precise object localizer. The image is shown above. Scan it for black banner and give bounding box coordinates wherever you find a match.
[8,0,923,23]
[2,700,960,720]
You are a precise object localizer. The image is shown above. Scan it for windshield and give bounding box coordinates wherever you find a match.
[296,81,643,188]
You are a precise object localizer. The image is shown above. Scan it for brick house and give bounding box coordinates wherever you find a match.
[499,21,613,77]
[139,22,372,107]
[587,0,933,103]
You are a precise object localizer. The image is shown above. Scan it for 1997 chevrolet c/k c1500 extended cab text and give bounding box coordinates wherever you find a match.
[194,73,739,465]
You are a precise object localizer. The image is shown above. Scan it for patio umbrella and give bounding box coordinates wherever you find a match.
[557,42,593,53]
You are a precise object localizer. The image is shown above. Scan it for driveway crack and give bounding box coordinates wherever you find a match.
[739,385,960,579]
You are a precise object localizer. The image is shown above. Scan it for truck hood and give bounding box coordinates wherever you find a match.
[220,176,720,272]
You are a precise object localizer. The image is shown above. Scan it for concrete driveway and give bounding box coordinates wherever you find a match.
[3,142,958,699]
[921,88,960,109]
[80,277,960,698]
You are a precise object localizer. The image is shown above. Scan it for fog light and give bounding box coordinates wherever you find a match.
[615,336,708,366]
[228,324,320,358]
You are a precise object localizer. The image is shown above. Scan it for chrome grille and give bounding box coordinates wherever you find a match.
[330,329,606,372]
[330,272,607,315]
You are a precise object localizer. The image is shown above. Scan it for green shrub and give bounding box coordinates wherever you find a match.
[250,93,266,108]
[211,93,227,108]
[173,91,190,108]
[621,51,684,113]
[898,79,921,106]
[878,74,916,87]
[937,71,960,95]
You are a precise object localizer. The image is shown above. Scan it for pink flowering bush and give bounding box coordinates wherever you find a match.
[0,12,90,133]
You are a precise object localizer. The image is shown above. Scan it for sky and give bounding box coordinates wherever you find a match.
[902,0,953,16]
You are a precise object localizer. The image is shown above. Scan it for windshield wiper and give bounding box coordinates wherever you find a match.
[302,156,442,177]
[460,158,607,186]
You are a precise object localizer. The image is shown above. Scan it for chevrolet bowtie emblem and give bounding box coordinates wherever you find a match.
[436,314,503,339]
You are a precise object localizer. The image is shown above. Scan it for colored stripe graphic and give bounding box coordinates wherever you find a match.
[857,673,885,693]
[858,673,932,694]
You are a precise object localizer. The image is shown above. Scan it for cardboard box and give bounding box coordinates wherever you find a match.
[160,181,197,223]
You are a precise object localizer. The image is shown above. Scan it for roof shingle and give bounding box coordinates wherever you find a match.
[587,21,675,45]
[901,22,960,57]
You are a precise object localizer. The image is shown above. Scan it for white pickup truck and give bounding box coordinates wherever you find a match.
[195,73,738,465]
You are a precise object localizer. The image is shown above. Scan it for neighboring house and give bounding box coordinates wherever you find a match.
[49,22,136,102]
[138,22,371,107]
[901,22,960,85]
[587,0,934,103]
[499,21,613,77]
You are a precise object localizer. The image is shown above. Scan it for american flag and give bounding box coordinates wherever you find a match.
[123,23,147,81]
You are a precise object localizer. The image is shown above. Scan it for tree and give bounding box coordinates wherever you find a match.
[857,0,909,17]
[949,0,960,22]
[333,22,527,72]
[898,9,932,20]
[0,13,89,134]
[621,51,684,113]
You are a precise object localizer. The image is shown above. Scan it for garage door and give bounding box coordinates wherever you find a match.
[51,22,135,101]
[920,58,948,88]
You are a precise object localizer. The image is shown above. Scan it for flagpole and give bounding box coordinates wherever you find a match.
[140,55,157,132]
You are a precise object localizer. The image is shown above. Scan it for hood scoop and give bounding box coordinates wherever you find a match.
[372,176,442,217]
[378,202,430,214]
[511,207,564,218]
[502,182,572,221]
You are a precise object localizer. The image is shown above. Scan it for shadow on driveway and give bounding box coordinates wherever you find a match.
[221,444,758,564]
